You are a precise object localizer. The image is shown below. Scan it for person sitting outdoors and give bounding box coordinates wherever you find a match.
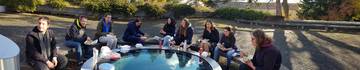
[213,27,237,70]
[171,18,194,47]
[26,17,68,70]
[122,18,147,45]
[159,17,177,47]
[241,30,282,70]
[95,14,118,49]
[201,20,219,58]
[64,16,92,64]
[160,17,176,37]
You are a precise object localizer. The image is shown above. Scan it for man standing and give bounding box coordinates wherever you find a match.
[26,17,68,70]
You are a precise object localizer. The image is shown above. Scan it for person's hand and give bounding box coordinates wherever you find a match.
[46,60,55,69]
[86,37,92,41]
[239,52,246,58]
[219,45,226,51]
[52,58,58,66]
[170,41,176,45]
[225,48,232,51]
[160,29,166,34]
[140,36,147,41]
[245,61,256,70]
[108,32,114,35]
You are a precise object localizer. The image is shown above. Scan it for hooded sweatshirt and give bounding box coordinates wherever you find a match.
[174,24,193,45]
[26,27,57,63]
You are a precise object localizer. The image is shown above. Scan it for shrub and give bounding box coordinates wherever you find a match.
[49,0,71,9]
[193,6,214,13]
[81,0,111,13]
[0,0,46,12]
[137,3,166,17]
[111,2,137,17]
[352,13,360,21]
[212,7,271,20]
[81,0,137,17]
[165,4,195,18]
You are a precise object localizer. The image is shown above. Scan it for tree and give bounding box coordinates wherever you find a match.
[282,0,289,18]
[275,0,282,16]
[298,0,360,21]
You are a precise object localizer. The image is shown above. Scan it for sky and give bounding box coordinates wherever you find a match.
[233,0,301,3]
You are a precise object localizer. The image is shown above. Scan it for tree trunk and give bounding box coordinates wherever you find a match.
[275,0,282,16]
[282,0,289,18]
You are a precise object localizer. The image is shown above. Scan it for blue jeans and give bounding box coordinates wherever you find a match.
[64,40,82,62]
[213,47,236,68]
[162,35,172,48]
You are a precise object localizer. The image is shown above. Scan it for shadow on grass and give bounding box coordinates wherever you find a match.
[293,30,345,70]
[307,31,360,54]
[273,29,293,70]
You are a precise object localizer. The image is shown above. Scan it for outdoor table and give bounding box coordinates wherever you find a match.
[0,34,20,70]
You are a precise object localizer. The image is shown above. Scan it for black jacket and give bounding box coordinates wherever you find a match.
[219,33,236,49]
[65,19,88,42]
[161,23,176,36]
[26,27,57,64]
[174,27,193,45]
[252,43,282,70]
[202,29,219,43]
[122,21,145,40]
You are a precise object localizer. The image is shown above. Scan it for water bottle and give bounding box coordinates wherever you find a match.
[183,40,187,51]
[199,47,203,64]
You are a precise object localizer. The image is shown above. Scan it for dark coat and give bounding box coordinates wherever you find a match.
[174,27,193,45]
[202,28,219,43]
[65,19,88,42]
[251,42,282,70]
[26,27,57,64]
[161,23,176,36]
[219,33,236,49]
[95,18,113,38]
[122,21,144,42]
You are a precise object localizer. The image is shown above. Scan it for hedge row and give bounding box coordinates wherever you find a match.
[212,7,271,20]
[0,0,271,20]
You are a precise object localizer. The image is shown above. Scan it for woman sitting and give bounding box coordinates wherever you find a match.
[200,20,219,58]
[160,17,176,37]
[213,27,237,70]
[160,17,177,47]
[241,29,282,70]
[171,18,193,48]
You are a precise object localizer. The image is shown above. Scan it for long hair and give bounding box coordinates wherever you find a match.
[167,17,176,25]
[178,18,190,37]
[252,29,272,50]
[204,20,215,30]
